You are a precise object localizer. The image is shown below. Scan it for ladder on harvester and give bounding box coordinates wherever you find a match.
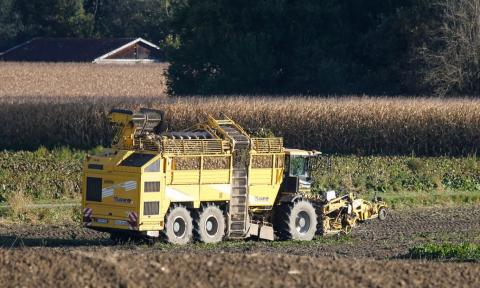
[208,116,251,238]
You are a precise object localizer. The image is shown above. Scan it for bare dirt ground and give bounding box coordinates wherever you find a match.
[0,206,479,287]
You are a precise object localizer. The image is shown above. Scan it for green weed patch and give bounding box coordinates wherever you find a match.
[408,243,480,261]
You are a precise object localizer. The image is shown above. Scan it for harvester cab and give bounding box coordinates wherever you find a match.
[282,149,322,194]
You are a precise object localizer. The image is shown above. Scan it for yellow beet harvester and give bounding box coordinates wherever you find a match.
[82,109,387,244]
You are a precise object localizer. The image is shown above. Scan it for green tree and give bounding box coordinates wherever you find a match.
[0,0,20,38]
[15,0,93,39]
[415,0,480,96]
[166,0,427,95]
[85,0,175,42]
[0,0,23,50]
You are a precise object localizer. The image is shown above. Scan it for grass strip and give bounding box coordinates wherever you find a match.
[408,243,480,261]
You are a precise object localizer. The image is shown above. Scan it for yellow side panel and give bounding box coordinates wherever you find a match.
[201,170,230,184]
[248,184,279,206]
[249,168,272,185]
[82,172,142,231]
[169,171,200,185]
[200,183,231,201]
[139,172,164,230]
[83,173,140,213]
[98,176,140,208]
[165,184,199,203]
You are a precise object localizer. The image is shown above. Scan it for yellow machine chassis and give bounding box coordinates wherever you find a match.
[82,113,286,234]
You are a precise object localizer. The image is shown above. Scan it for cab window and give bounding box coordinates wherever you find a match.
[289,156,308,177]
[145,159,160,172]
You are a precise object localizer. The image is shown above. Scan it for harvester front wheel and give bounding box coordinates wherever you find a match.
[274,200,317,241]
[164,205,193,245]
[194,205,226,243]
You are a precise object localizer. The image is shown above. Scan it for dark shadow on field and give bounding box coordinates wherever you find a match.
[0,235,113,248]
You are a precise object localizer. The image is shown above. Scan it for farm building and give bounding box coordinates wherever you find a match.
[0,37,164,64]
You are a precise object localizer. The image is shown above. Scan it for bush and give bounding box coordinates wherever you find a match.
[1,148,480,202]
[6,190,33,222]
[408,243,480,261]
[0,148,84,201]
[312,156,480,194]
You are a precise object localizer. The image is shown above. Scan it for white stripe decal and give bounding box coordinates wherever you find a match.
[166,187,194,201]
[122,181,137,191]
[100,180,137,198]
[102,188,114,198]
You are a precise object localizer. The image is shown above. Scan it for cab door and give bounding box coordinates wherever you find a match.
[139,156,165,231]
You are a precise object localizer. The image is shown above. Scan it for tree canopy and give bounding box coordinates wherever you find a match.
[0,0,479,96]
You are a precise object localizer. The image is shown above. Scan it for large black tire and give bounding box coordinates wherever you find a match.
[163,205,193,245]
[274,200,317,241]
[194,205,226,243]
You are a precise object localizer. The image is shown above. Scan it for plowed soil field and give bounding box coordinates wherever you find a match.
[1,206,479,287]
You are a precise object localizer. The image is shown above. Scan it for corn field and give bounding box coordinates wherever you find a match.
[1,95,480,156]
[0,62,168,98]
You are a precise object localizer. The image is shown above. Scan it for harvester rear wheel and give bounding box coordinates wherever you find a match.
[274,200,317,241]
[164,205,193,245]
[194,205,226,243]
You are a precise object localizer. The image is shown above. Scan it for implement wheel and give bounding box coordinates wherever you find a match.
[378,207,387,221]
[194,205,226,243]
[164,205,193,245]
[274,200,317,241]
